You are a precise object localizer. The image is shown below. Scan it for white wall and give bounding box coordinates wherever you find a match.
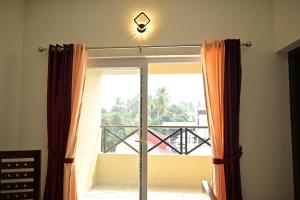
[18,0,293,199]
[0,0,24,150]
[273,0,300,52]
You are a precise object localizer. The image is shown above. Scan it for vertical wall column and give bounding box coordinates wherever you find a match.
[75,69,103,196]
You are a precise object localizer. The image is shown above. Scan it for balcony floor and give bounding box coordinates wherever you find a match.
[81,184,209,200]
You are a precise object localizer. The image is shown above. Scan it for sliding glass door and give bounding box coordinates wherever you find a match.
[89,56,203,200]
[146,63,211,200]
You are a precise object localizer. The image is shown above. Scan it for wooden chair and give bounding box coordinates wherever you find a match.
[0,150,41,200]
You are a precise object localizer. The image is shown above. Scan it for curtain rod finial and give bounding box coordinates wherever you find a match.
[245,41,252,47]
[38,47,46,53]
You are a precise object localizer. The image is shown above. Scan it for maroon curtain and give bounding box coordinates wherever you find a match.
[224,39,243,200]
[44,44,74,200]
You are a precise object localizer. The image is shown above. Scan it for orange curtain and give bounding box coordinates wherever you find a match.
[63,44,87,200]
[202,40,226,200]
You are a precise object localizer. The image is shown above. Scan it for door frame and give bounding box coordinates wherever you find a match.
[88,55,201,200]
[288,46,300,200]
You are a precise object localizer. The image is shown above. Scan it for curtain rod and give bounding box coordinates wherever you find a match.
[37,41,252,53]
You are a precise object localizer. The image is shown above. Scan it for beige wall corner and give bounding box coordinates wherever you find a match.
[76,69,103,196]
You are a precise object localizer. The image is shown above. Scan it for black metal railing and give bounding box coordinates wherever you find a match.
[100,125,210,155]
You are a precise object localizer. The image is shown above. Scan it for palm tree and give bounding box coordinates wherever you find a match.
[152,87,170,120]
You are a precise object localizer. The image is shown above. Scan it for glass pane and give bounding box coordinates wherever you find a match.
[147,63,211,200]
[82,67,140,200]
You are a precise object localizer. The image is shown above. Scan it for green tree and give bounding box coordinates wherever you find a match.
[101,98,137,152]
[151,87,170,120]
[111,98,126,113]
[126,93,140,124]
[162,102,195,122]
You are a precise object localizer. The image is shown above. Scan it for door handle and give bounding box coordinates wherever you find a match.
[135,140,147,144]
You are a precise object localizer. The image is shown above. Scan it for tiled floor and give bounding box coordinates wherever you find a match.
[81,184,210,200]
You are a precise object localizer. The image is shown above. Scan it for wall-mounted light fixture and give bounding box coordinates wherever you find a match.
[134,12,151,33]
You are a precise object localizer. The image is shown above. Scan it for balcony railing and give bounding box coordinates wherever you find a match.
[100,125,210,155]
